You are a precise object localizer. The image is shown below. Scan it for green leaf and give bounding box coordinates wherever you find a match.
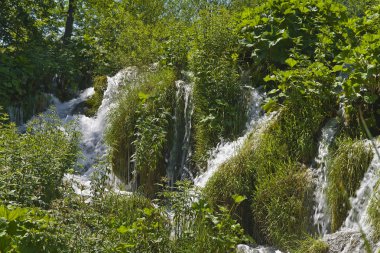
[285,58,298,68]
[117,225,128,234]
[138,92,149,101]
[332,65,344,72]
[232,194,247,204]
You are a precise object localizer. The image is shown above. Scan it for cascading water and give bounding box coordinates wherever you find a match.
[323,140,380,252]
[52,68,138,194]
[194,87,269,188]
[343,140,380,232]
[312,118,339,235]
[167,80,194,184]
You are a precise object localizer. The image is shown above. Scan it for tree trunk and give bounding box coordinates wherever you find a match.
[62,0,75,44]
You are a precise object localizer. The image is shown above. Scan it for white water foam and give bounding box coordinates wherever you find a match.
[51,68,138,195]
[312,119,339,235]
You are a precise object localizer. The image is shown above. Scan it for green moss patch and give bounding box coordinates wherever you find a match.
[85,75,108,116]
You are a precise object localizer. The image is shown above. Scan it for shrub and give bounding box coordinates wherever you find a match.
[327,137,374,232]
[0,110,80,207]
[238,0,348,86]
[189,8,246,164]
[0,205,65,253]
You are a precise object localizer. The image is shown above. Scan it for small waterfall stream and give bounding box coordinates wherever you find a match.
[322,140,380,252]
[194,88,268,188]
[312,119,339,236]
[167,80,194,184]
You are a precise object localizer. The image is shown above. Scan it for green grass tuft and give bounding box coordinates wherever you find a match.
[327,137,374,232]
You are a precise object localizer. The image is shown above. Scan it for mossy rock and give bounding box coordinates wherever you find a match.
[85,75,108,117]
[106,68,176,197]
[327,137,373,232]
[294,237,329,253]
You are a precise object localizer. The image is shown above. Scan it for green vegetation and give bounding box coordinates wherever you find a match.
[84,75,108,116]
[190,8,246,163]
[327,137,373,232]
[295,237,329,253]
[106,67,176,196]
[2,0,380,252]
[369,181,380,241]
[0,110,80,207]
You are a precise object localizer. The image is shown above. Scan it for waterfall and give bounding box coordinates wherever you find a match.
[194,88,268,188]
[323,140,380,252]
[342,140,380,233]
[167,80,194,185]
[50,68,138,195]
[7,106,24,125]
[312,119,339,235]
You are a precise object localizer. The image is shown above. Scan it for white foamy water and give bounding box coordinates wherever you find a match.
[50,68,138,195]
[194,88,269,188]
[53,68,137,174]
[312,119,339,235]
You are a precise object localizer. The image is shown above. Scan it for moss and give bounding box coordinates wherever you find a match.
[294,237,329,253]
[253,166,312,249]
[85,75,108,116]
[327,137,374,232]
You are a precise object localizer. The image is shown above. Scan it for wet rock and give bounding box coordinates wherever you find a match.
[323,230,363,253]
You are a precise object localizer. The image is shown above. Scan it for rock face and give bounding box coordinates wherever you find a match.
[236,244,282,253]
[323,230,363,253]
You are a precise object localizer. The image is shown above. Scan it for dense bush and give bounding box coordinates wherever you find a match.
[0,205,65,253]
[238,0,348,86]
[189,8,246,164]
[0,110,80,207]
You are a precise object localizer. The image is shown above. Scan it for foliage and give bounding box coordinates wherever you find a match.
[238,0,348,86]
[327,137,374,232]
[0,205,64,253]
[106,67,176,196]
[0,110,80,207]
[190,8,246,163]
[115,181,247,253]
[334,5,380,133]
